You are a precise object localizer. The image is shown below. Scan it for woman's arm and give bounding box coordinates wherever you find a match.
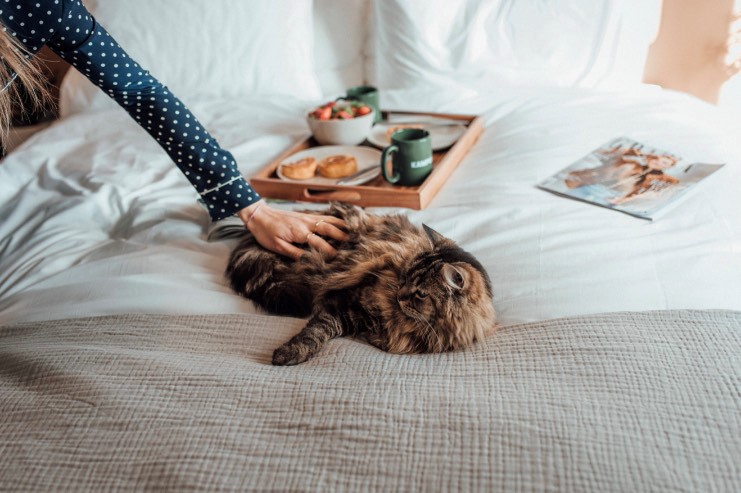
[44,0,255,221]
[2,0,346,256]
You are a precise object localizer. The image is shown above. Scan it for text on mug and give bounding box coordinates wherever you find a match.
[411,157,433,169]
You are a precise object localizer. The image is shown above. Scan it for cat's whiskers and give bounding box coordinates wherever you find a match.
[407,309,438,338]
[365,270,387,282]
[398,301,419,321]
[424,318,447,352]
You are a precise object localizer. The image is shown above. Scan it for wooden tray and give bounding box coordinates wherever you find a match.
[250,111,484,209]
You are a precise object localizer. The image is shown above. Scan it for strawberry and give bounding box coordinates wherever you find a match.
[356,105,371,116]
[317,106,332,120]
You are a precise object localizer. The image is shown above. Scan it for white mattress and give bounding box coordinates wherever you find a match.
[1,86,739,325]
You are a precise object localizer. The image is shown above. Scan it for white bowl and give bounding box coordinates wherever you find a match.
[306,109,375,146]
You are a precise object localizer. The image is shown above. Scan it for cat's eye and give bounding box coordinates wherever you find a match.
[414,291,428,300]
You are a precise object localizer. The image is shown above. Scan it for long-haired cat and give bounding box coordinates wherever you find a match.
[227,204,495,365]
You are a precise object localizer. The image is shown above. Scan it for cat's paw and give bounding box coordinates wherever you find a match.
[272,343,311,366]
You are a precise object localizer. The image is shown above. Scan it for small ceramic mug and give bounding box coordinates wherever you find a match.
[381,128,433,186]
[345,85,381,124]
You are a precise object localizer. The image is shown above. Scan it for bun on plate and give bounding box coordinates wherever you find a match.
[280,157,318,180]
[317,155,358,178]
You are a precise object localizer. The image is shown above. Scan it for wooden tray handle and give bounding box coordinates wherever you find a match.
[303,189,362,202]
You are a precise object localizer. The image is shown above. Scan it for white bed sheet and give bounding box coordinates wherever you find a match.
[1,86,739,325]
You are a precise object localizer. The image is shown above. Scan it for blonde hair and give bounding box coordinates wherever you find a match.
[0,28,51,147]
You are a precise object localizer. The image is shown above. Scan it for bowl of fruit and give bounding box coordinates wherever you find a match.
[306,100,375,146]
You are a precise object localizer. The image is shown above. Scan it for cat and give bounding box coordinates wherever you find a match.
[226,203,496,366]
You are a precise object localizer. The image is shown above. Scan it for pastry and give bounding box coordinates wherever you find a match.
[317,154,358,178]
[280,157,318,180]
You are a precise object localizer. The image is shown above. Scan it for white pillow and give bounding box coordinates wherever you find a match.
[313,0,369,97]
[60,0,321,116]
[369,0,663,92]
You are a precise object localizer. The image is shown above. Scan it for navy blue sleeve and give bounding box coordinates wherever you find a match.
[1,0,260,221]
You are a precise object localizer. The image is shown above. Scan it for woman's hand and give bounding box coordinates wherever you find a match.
[237,200,348,260]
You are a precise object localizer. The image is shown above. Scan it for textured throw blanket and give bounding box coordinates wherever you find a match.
[1,310,739,491]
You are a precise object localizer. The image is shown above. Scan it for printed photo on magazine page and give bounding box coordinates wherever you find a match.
[537,137,725,220]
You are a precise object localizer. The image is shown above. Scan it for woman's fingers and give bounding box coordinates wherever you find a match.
[313,218,348,242]
[310,214,347,231]
[238,202,350,259]
[306,233,338,258]
[274,238,306,261]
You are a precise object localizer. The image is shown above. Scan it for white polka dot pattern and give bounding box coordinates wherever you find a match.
[1,0,259,221]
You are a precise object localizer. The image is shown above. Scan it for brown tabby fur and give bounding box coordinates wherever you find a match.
[226,203,495,365]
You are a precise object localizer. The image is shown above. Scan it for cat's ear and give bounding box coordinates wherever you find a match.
[422,224,446,246]
[442,263,468,291]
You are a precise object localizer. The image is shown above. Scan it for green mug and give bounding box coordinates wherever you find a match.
[381,128,433,186]
[346,85,381,124]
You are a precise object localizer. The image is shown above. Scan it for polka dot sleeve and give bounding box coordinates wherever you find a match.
[1,0,260,222]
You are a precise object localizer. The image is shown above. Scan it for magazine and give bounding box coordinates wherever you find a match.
[537,137,725,220]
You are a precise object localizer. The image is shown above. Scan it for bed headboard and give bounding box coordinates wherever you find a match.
[33,0,741,112]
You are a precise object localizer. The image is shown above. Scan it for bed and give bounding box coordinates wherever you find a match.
[1,0,740,490]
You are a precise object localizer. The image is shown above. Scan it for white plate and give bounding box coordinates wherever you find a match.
[277,145,382,186]
[368,120,467,151]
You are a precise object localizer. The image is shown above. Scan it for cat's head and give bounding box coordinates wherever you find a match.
[381,225,496,354]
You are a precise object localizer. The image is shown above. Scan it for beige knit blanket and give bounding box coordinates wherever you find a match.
[1,310,739,492]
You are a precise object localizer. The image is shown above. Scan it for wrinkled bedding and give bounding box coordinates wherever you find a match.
[1,310,739,490]
[1,86,739,325]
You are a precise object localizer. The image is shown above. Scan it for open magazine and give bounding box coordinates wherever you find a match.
[537,137,725,220]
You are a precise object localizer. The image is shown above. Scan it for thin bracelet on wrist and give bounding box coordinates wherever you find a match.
[245,202,264,227]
